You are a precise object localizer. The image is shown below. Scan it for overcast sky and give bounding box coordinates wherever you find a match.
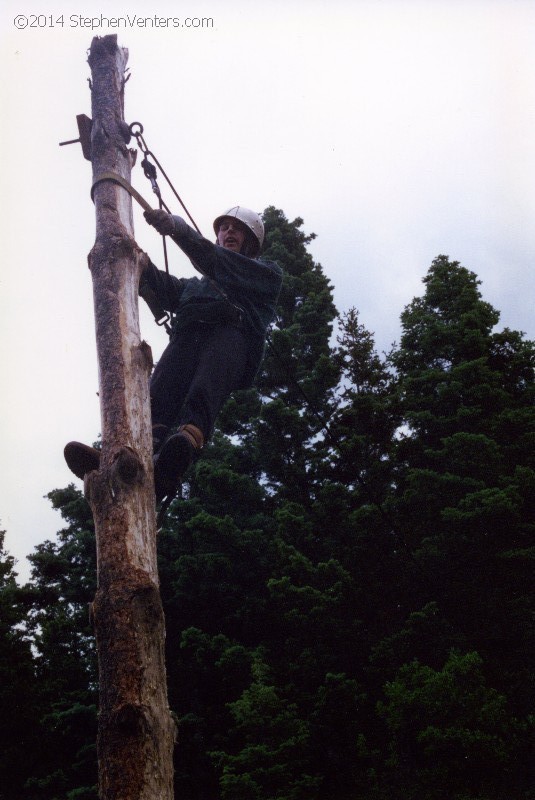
[1,0,534,582]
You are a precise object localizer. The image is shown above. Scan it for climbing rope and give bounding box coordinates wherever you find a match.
[128,122,202,235]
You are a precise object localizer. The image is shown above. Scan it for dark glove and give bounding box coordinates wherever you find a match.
[144,208,175,236]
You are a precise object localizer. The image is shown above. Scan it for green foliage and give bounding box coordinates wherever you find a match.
[22,488,98,799]
[377,651,523,800]
[390,256,534,712]
[0,529,43,800]
[215,674,319,800]
[5,235,534,799]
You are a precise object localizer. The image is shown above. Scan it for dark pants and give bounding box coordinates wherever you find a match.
[150,323,248,440]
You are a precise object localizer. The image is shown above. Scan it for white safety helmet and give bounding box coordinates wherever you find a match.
[213,206,264,256]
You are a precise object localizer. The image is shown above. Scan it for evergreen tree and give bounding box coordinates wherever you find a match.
[159,207,347,797]
[16,245,534,800]
[186,215,405,799]
[374,255,535,798]
[253,207,340,501]
[0,529,41,800]
[390,256,534,679]
[23,488,98,800]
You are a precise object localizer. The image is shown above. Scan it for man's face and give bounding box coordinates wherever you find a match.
[217,217,247,253]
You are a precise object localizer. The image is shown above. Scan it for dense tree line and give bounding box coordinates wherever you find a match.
[1,208,534,799]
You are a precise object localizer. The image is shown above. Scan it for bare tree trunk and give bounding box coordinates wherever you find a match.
[86,34,175,799]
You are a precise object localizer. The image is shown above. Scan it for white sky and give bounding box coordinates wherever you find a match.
[1,0,534,582]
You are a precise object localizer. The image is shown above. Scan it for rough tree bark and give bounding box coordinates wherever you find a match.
[86,34,175,799]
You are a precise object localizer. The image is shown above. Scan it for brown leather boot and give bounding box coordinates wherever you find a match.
[64,441,100,481]
[154,424,204,505]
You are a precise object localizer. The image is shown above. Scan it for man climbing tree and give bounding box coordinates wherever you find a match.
[65,206,283,517]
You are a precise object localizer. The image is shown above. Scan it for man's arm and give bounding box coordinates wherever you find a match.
[144,209,282,305]
[144,209,218,278]
[140,259,186,312]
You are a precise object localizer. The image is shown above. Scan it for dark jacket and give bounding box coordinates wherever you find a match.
[141,216,283,388]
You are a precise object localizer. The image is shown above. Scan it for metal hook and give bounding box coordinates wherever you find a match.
[129,121,144,136]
